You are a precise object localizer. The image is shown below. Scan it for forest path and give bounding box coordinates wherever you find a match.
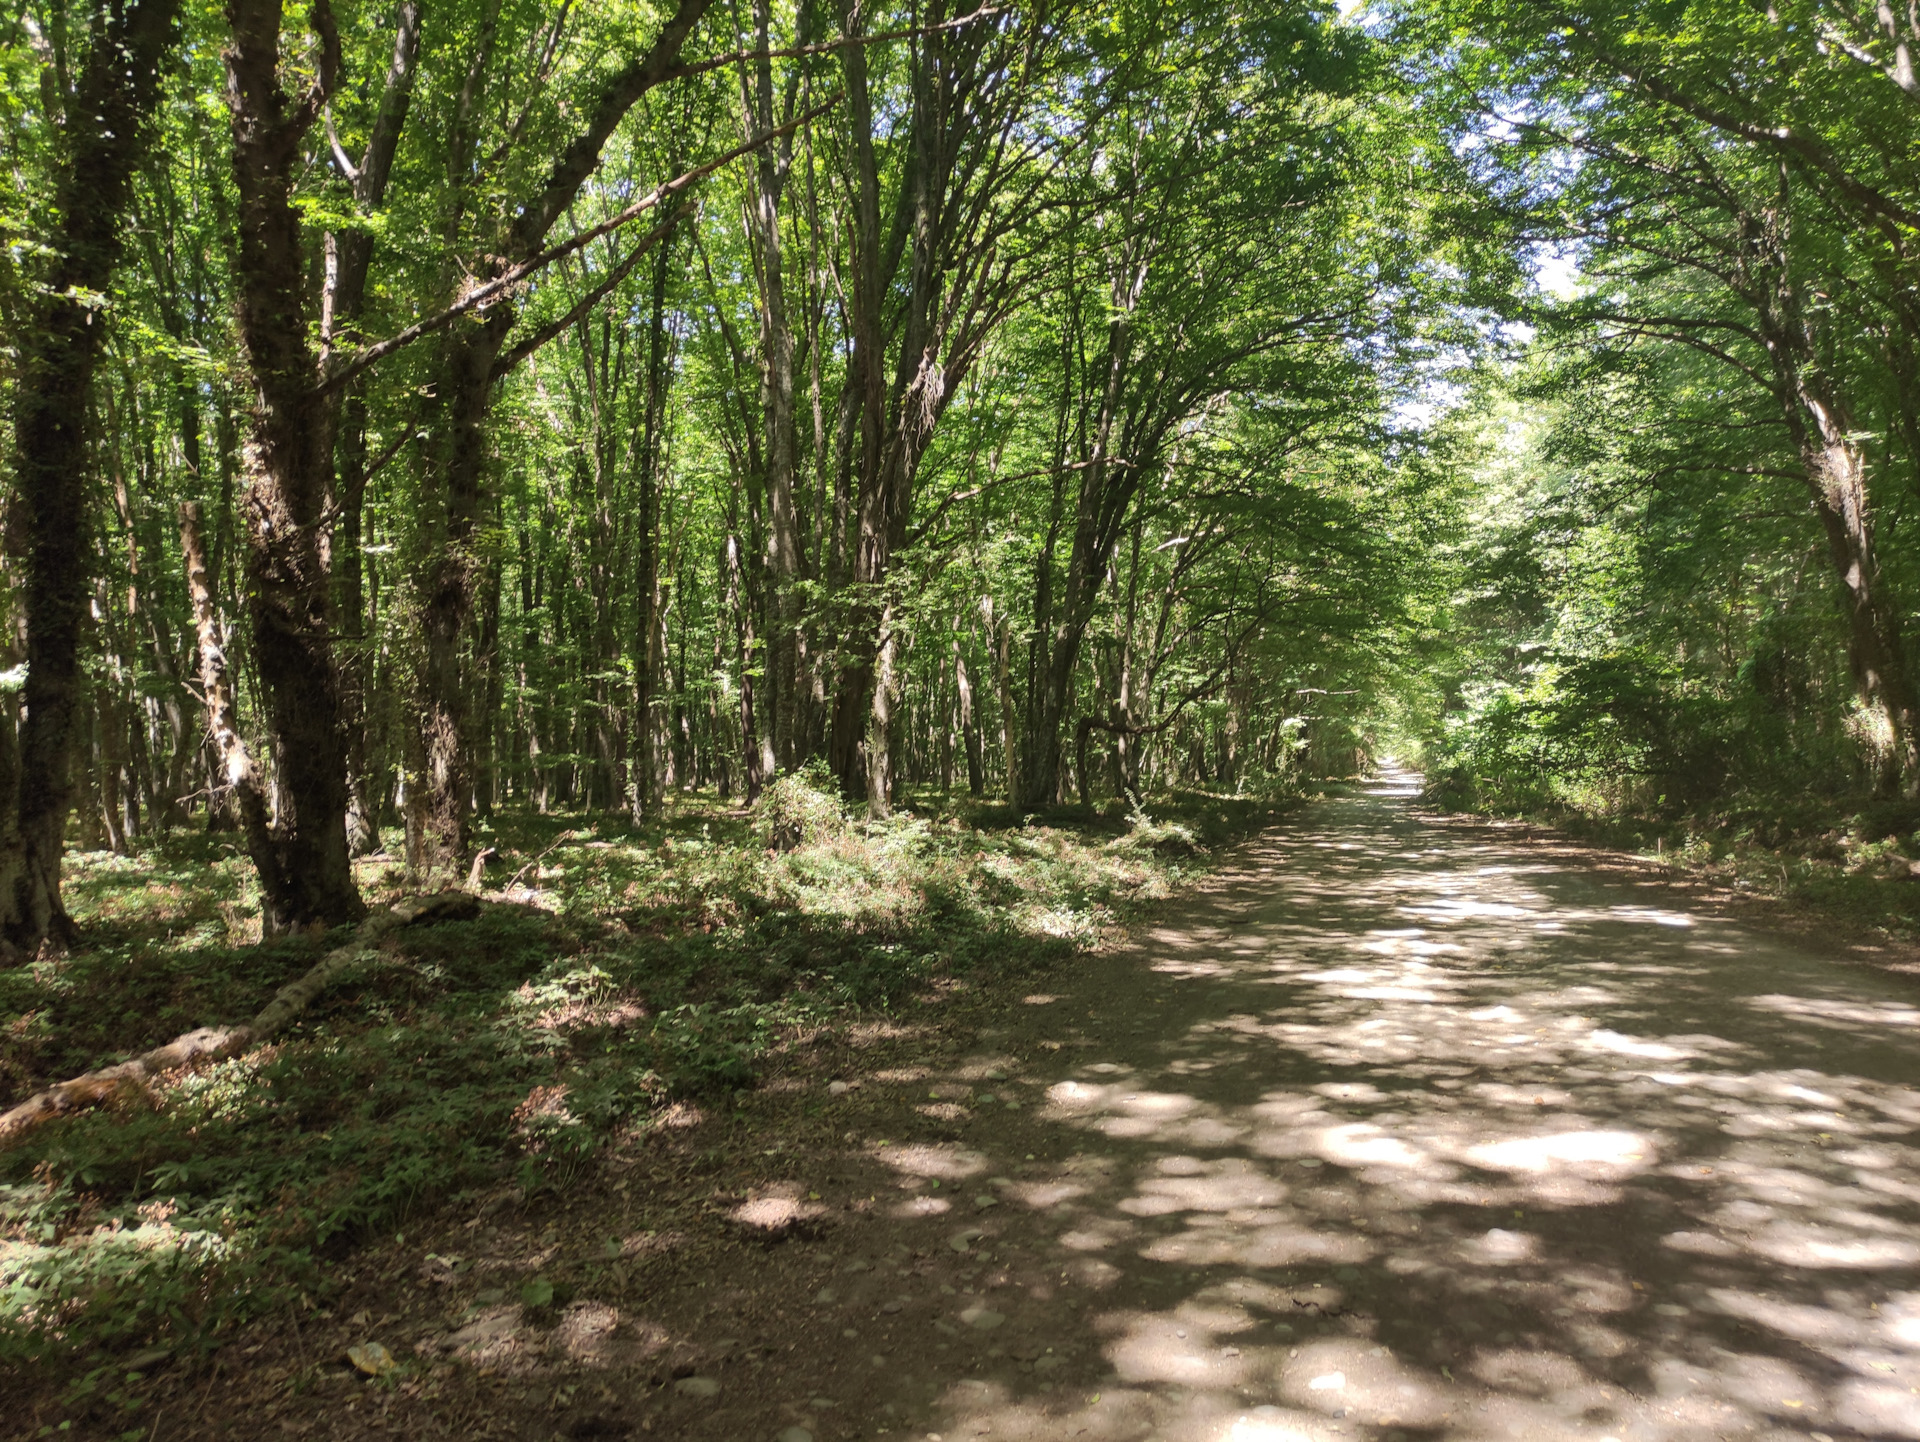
[194,778,1920,1442]
[773,773,1920,1442]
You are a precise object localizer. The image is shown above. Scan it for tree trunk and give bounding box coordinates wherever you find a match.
[0,0,181,954]
[180,502,282,903]
[1018,284,1140,808]
[725,533,765,802]
[1749,229,1920,795]
[410,0,710,869]
[955,620,984,795]
[224,0,364,931]
[987,597,1017,801]
[1797,399,1920,790]
[826,0,889,801]
[330,0,422,858]
[746,0,806,770]
[632,221,678,822]
[866,599,899,815]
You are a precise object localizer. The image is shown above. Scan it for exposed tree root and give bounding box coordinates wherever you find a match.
[0,890,480,1146]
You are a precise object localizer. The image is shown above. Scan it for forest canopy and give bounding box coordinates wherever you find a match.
[0,0,1495,951]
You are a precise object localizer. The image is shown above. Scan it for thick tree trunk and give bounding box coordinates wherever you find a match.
[224,0,364,931]
[1753,248,1920,795]
[1798,405,1920,791]
[0,0,181,954]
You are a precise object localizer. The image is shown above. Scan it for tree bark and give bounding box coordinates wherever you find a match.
[0,0,181,954]
[1018,265,1146,808]
[744,0,807,770]
[954,620,984,795]
[630,229,677,823]
[224,0,365,931]
[179,501,281,901]
[1742,203,1920,793]
[987,597,1017,801]
[1790,383,1920,790]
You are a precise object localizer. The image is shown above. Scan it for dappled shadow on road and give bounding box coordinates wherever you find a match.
[884,774,1920,1442]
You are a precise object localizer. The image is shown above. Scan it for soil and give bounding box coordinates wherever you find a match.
[91,774,1920,1442]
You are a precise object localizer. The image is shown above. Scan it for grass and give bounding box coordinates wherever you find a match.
[0,775,1299,1403]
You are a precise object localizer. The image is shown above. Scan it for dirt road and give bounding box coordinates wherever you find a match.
[759,774,1920,1442]
[182,777,1920,1442]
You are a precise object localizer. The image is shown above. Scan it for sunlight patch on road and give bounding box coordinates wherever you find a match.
[1402,895,1537,922]
[1582,1027,1695,1060]
[1605,904,1697,928]
[1464,1128,1654,1174]
[875,1143,990,1181]
[1459,1226,1538,1264]
[1748,992,1920,1031]
[1315,1122,1428,1170]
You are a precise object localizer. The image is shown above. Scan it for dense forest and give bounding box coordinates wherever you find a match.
[5,0,1920,1418]
[0,0,1467,955]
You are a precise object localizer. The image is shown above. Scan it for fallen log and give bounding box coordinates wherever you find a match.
[0,890,481,1147]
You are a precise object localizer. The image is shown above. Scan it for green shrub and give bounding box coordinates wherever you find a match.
[1111,796,1201,857]
[755,761,847,851]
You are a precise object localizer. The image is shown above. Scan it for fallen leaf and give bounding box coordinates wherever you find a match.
[347,1342,396,1377]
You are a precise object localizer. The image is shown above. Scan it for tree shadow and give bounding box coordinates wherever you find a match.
[834,777,1920,1441]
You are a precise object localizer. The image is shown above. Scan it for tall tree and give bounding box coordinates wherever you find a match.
[826,0,1062,812]
[401,0,713,870]
[328,0,424,856]
[1015,5,1389,805]
[1402,0,1920,790]
[0,0,181,953]
[221,0,364,929]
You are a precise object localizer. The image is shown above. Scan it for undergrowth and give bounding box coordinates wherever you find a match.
[0,781,1290,1393]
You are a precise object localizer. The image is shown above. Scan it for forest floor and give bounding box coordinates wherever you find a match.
[20,774,1920,1441]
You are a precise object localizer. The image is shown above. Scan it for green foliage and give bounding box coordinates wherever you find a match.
[753,761,847,852]
[0,792,1279,1375]
[1112,798,1201,858]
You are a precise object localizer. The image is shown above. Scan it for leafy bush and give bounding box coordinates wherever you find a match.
[754,760,846,851]
[1426,652,1741,814]
[1111,796,1201,857]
